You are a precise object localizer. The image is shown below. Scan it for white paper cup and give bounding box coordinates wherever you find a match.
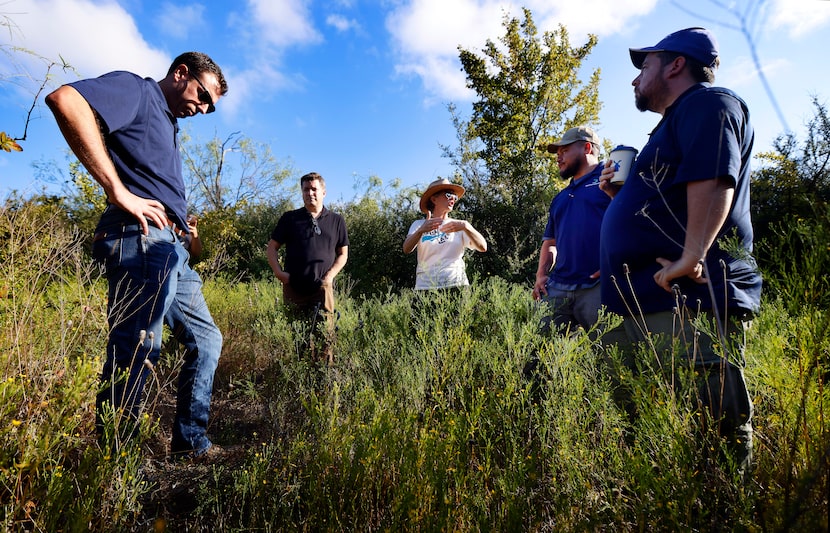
[609,145,638,184]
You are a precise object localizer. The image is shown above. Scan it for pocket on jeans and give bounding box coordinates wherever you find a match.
[92,234,122,269]
[92,228,143,273]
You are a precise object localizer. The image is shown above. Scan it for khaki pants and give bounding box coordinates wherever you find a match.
[283,283,336,364]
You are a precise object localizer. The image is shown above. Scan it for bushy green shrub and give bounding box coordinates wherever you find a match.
[0,197,147,532]
[2,194,828,531]
[337,191,418,297]
[756,209,830,314]
[182,278,828,531]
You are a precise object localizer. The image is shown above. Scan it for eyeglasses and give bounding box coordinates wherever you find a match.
[190,71,216,114]
[444,191,458,201]
[311,216,321,236]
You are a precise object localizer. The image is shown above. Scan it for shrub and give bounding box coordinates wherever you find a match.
[1,197,828,532]
[0,197,147,532]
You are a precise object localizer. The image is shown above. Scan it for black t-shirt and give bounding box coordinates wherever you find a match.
[270,207,349,295]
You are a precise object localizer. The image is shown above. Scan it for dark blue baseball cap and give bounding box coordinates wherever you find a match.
[629,27,719,69]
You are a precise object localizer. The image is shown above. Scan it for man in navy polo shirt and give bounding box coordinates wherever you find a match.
[598,28,761,474]
[47,52,228,460]
[267,172,349,365]
[533,126,610,335]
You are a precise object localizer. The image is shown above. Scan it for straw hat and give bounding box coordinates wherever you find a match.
[419,178,466,214]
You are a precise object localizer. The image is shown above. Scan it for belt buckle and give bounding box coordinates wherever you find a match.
[170,222,185,238]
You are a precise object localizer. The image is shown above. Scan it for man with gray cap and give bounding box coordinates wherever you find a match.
[598,27,761,475]
[532,126,610,334]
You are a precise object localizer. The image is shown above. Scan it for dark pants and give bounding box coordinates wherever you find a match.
[601,309,754,475]
[539,283,602,336]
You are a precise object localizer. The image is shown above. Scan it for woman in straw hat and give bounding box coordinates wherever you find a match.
[403,178,487,290]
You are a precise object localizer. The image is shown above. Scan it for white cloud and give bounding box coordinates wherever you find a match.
[722,53,788,89]
[386,0,657,103]
[155,2,207,40]
[219,0,322,115]
[768,0,830,38]
[8,0,170,83]
[247,0,321,48]
[326,13,360,33]
[533,0,655,38]
[387,0,505,58]
[394,54,472,102]
[213,62,298,117]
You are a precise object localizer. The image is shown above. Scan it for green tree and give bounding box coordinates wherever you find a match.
[195,199,294,281]
[176,131,296,279]
[752,96,830,314]
[447,8,601,284]
[752,96,830,241]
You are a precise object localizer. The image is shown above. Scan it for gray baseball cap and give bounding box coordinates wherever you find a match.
[547,126,601,152]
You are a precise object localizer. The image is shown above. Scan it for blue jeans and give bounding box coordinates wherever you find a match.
[92,214,222,455]
[539,282,602,335]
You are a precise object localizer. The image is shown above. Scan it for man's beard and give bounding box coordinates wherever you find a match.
[634,76,667,112]
[635,91,649,112]
[559,163,576,179]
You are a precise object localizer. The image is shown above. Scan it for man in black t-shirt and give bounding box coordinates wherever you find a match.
[267,172,349,363]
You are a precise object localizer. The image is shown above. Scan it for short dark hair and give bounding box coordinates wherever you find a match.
[656,51,718,84]
[168,52,228,96]
[300,172,325,187]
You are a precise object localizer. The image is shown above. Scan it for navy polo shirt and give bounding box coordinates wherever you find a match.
[70,71,188,229]
[543,163,610,288]
[600,83,762,316]
[271,207,349,295]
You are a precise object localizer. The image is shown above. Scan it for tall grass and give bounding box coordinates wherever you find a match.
[1,200,828,531]
[0,201,148,532]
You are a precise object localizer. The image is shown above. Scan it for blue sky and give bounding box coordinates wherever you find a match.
[1,0,828,203]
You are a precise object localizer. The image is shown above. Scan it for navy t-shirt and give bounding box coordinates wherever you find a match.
[543,163,610,288]
[600,83,762,315]
[69,71,188,229]
[271,207,349,295]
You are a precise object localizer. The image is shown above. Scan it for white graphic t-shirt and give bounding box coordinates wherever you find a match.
[407,217,473,290]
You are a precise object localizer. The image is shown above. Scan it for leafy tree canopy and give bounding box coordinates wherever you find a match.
[446,8,602,284]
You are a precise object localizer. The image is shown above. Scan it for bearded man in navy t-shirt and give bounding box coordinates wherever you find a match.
[598,28,761,477]
[533,126,610,335]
